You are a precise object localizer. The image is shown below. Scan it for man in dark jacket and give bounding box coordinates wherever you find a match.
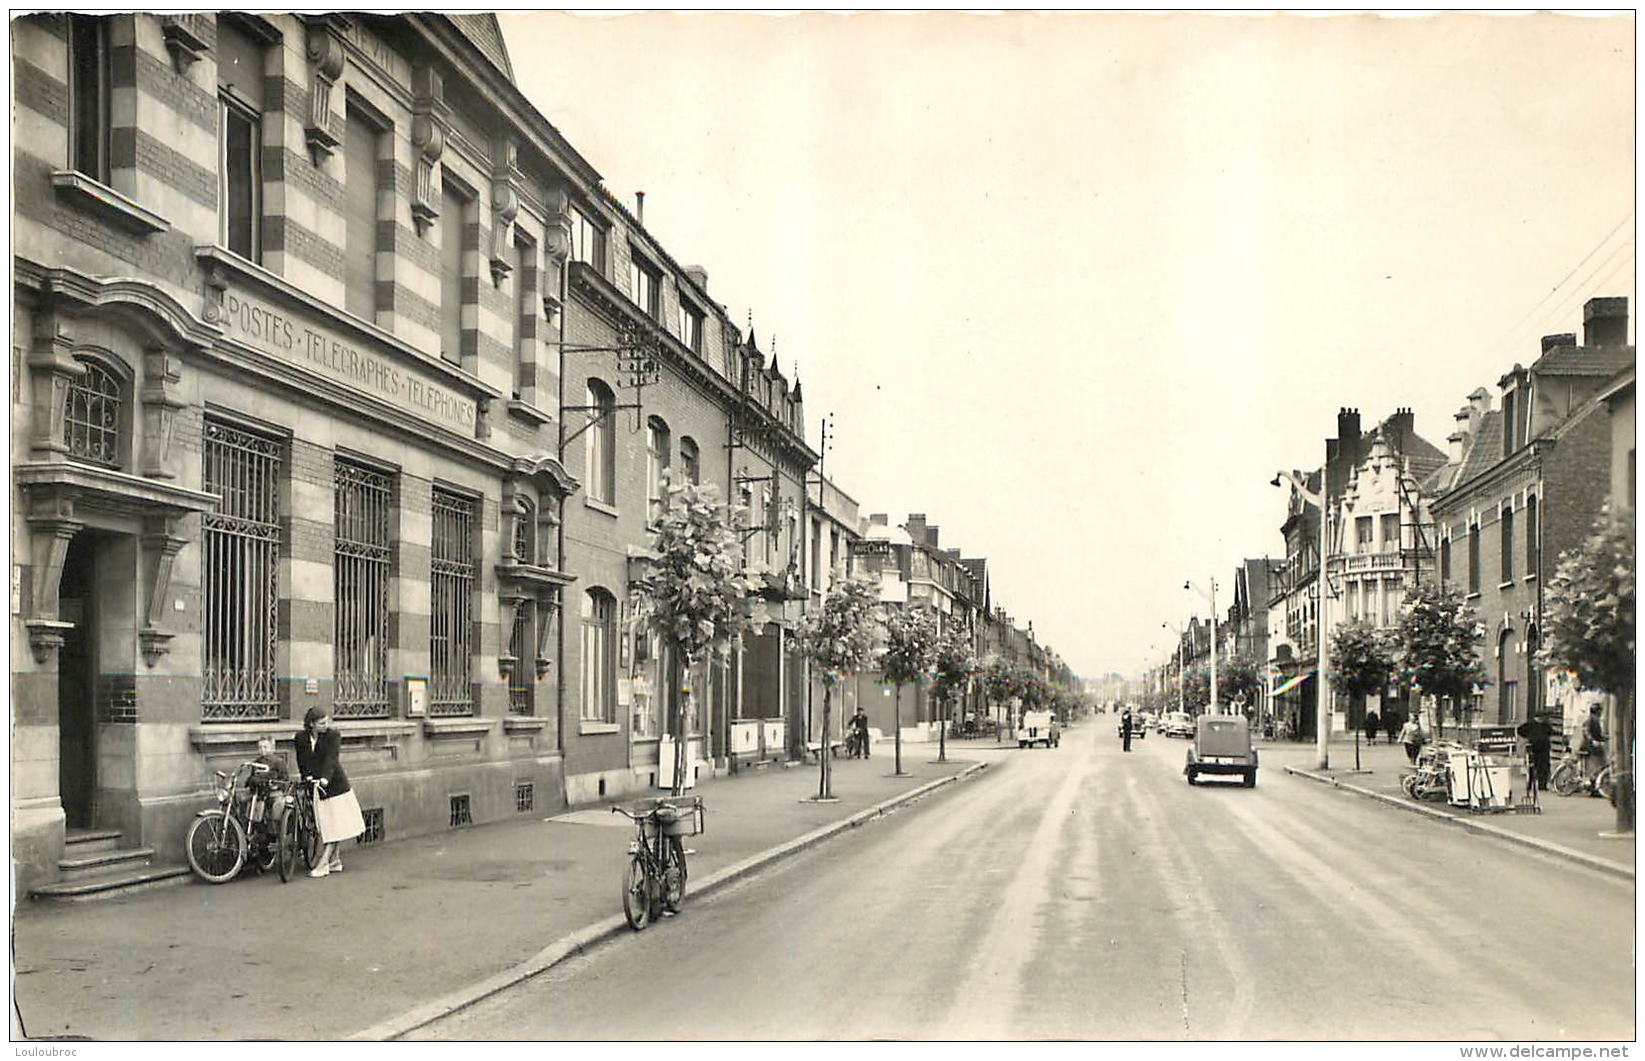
[1516,713,1554,791]
[1120,708,1134,753]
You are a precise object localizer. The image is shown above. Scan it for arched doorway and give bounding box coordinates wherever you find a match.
[57,533,100,829]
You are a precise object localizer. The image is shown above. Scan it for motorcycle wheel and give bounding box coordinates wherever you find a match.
[276,807,299,883]
[663,836,688,913]
[186,812,247,883]
[622,855,652,931]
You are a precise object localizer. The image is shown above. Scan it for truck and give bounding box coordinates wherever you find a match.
[1016,710,1060,749]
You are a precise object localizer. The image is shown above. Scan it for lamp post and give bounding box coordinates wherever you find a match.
[1186,579,1219,712]
[1274,464,1332,770]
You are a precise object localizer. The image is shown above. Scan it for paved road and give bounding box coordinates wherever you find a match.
[413,722,1635,1041]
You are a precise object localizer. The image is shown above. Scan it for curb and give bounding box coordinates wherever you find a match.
[349,760,995,1041]
[1282,765,1635,881]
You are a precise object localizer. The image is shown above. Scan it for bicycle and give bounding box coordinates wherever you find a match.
[611,796,704,931]
[273,778,323,883]
[1550,750,1615,799]
[186,760,275,883]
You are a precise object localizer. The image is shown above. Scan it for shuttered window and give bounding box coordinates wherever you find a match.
[343,106,381,319]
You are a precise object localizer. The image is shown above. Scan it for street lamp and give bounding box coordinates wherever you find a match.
[1185,579,1219,712]
[1274,464,1332,771]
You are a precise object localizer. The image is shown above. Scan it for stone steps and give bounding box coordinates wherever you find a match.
[30,828,192,903]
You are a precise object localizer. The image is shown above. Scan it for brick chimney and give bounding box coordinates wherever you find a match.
[1540,332,1576,355]
[904,513,928,544]
[1583,297,1628,348]
[868,513,888,528]
[1386,406,1415,455]
[685,265,708,293]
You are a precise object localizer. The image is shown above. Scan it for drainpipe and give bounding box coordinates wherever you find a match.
[554,233,571,769]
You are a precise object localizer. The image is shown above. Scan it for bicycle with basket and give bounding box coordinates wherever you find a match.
[611,795,706,930]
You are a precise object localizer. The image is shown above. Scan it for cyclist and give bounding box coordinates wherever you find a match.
[1578,704,1609,795]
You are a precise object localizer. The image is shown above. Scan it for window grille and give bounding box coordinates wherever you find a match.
[356,807,384,845]
[513,499,534,564]
[515,782,534,813]
[202,420,281,720]
[509,601,534,716]
[430,488,475,715]
[449,794,472,828]
[334,461,392,718]
[63,359,121,467]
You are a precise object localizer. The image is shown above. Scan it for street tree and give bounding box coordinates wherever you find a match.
[881,605,938,777]
[1396,582,1485,737]
[983,659,1024,737]
[1220,656,1262,712]
[798,571,883,800]
[929,626,980,763]
[1182,668,1211,713]
[629,475,768,795]
[1331,619,1399,728]
[1538,503,1636,833]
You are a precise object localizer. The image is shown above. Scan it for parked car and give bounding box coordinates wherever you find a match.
[1162,711,1194,738]
[1185,713,1259,787]
[1116,714,1147,740]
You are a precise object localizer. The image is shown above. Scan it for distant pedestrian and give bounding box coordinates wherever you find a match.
[1384,710,1401,745]
[1399,714,1425,764]
[1579,704,1608,794]
[1515,713,1554,792]
[1364,710,1380,744]
[851,706,871,759]
[1120,708,1134,753]
[294,707,363,877]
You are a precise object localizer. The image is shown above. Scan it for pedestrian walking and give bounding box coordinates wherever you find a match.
[1515,712,1554,791]
[1578,704,1608,794]
[1384,709,1401,745]
[1120,708,1134,753]
[850,706,871,759]
[1364,709,1380,745]
[294,707,363,877]
[1399,713,1425,764]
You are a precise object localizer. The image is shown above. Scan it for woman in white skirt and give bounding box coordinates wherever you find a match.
[294,707,364,878]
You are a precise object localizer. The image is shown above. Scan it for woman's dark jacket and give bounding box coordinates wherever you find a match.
[294,727,352,798]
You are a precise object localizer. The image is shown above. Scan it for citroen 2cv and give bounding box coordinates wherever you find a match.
[1184,713,1258,787]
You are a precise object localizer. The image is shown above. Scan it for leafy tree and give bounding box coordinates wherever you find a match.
[1332,619,1399,728]
[929,626,979,763]
[629,476,768,794]
[1182,668,1211,713]
[1538,503,1635,832]
[983,659,1024,735]
[797,571,883,800]
[1220,656,1262,711]
[1396,582,1485,735]
[881,606,938,776]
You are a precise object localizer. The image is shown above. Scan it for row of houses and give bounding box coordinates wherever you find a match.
[1149,297,1634,741]
[8,12,1064,894]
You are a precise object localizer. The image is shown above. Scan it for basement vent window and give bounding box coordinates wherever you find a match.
[450,794,472,828]
[515,782,534,813]
[357,807,384,845]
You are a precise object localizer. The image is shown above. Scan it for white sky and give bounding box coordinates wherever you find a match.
[500,10,1636,681]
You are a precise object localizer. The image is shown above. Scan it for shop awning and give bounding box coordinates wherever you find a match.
[1272,670,1315,696]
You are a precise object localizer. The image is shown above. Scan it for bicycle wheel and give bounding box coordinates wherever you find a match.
[250,823,278,874]
[1551,762,1584,797]
[663,836,688,913]
[276,807,299,883]
[299,800,322,870]
[622,855,652,931]
[1596,767,1616,802]
[186,812,247,883]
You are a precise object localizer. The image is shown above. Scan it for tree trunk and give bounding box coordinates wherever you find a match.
[818,683,833,800]
[894,683,904,775]
[937,695,947,763]
[673,652,695,797]
[1616,682,1635,834]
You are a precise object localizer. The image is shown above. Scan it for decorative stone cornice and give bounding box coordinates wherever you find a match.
[410,64,449,236]
[159,14,211,74]
[302,16,350,165]
[489,130,521,284]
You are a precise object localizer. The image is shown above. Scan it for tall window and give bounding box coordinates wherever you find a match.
[1525,494,1539,576]
[1467,520,1481,594]
[629,254,660,319]
[63,356,122,467]
[334,461,392,718]
[512,237,532,400]
[513,497,536,565]
[1381,513,1399,552]
[1440,536,1452,586]
[343,105,382,319]
[68,15,110,182]
[441,181,473,364]
[583,379,615,504]
[509,602,534,716]
[1355,516,1373,551]
[201,420,281,720]
[1499,504,1514,582]
[570,206,605,272]
[580,588,615,722]
[646,416,671,521]
[679,437,700,485]
[217,18,264,262]
[679,303,703,353]
[430,488,476,715]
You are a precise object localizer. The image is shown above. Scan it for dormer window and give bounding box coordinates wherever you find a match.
[679,302,703,353]
[629,252,660,319]
[63,356,123,468]
[570,205,606,273]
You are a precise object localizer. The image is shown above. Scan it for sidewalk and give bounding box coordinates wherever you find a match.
[12,748,1005,1042]
[1262,737,1636,877]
